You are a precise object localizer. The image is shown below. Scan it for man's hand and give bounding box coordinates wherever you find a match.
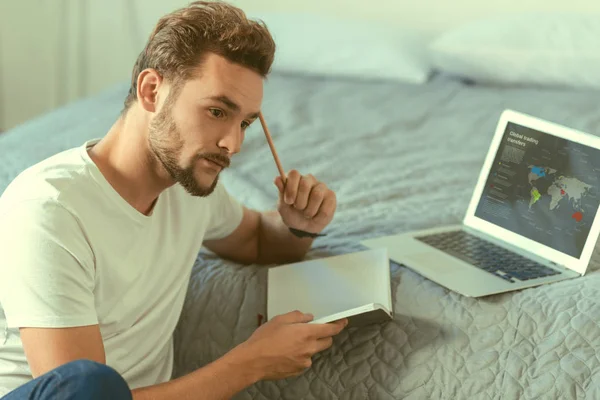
[232,310,347,381]
[274,170,337,234]
[203,170,336,265]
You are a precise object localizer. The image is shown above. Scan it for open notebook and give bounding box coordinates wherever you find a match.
[267,248,393,327]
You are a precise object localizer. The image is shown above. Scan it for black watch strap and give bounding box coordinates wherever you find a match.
[289,227,327,238]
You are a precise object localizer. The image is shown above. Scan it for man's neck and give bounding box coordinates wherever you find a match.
[88,110,174,216]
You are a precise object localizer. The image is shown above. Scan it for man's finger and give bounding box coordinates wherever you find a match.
[276,310,314,324]
[312,337,334,354]
[308,319,347,338]
[294,175,314,211]
[303,183,326,218]
[313,191,336,225]
[284,170,301,205]
[274,176,285,194]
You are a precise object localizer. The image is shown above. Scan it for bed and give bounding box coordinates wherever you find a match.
[2,68,600,399]
[174,73,600,400]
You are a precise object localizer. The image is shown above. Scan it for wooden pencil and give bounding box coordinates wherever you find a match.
[258,111,287,183]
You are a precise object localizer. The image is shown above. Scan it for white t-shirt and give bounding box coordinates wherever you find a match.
[0,139,244,395]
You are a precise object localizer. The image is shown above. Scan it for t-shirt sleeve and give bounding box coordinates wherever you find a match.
[0,200,98,329]
[203,181,245,241]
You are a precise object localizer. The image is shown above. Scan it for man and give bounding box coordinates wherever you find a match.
[0,1,346,398]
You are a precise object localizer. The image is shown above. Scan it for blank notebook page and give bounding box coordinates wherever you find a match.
[267,248,390,321]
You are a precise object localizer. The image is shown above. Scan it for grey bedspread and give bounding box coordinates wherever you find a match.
[2,73,600,399]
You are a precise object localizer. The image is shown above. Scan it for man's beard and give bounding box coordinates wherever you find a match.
[147,105,230,197]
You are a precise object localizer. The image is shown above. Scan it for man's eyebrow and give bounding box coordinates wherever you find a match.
[209,95,240,112]
[208,95,260,119]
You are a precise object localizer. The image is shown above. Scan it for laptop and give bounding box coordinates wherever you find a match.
[267,248,393,327]
[362,109,600,297]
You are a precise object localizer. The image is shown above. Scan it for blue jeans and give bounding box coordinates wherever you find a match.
[2,359,132,399]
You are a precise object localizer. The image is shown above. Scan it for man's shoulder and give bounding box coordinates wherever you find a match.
[0,145,95,216]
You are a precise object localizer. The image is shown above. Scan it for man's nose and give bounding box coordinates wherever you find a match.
[217,126,243,155]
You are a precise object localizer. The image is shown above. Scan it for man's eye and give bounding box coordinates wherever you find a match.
[241,121,250,129]
[210,109,224,118]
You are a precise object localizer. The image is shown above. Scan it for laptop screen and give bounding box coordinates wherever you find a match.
[474,121,600,258]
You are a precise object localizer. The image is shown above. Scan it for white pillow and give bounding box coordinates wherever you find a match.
[430,13,600,89]
[249,12,432,84]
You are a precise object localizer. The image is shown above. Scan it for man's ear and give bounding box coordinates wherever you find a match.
[136,69,163,113]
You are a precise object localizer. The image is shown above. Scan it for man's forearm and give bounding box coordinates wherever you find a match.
[256,210,314,265]
[132,346,260,400]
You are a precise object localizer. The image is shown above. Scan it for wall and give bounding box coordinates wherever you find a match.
[1,0,599,131]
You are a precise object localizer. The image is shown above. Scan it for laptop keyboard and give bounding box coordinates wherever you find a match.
[416,230,561,283]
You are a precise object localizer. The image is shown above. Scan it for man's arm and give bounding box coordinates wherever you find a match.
[131,346,259,400]
[20,312,347,400]
[20,325,257,399]
[204,170,336,265]
[203,208,314,265]
[20,326,106,378]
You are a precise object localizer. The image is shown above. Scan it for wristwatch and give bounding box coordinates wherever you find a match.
[288,227,327,239]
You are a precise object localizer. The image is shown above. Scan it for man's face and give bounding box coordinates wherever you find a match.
[148,53,263,197]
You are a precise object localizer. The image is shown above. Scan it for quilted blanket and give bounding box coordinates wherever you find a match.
[173,74,600,400]
[2,73,600,399]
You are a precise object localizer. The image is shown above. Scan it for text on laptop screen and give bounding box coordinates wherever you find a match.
[474,122,600,258]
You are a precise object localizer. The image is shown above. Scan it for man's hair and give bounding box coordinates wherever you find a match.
[123,0,275,111]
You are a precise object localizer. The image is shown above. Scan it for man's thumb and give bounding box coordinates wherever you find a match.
[274,176,285,194]
[279,310,314,324]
